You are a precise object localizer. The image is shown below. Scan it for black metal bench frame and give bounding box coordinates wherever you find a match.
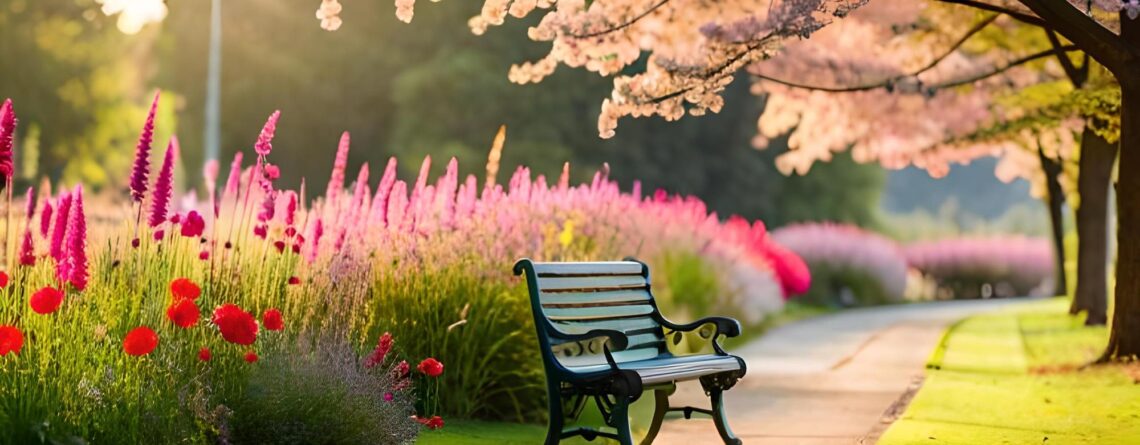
[514,258,747,445]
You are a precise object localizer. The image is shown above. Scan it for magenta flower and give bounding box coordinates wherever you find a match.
[437,158,458,228]
[0,99,17,181]
[130,91,160,203]
[306,218,324,263]
[181,211,205,238]
[56,185,88,290]
[325,131,351,203]
[254,110,281,157]
[50,192,72,261]
[39,200,53,238]
[284,191,298,228]
[386,180,409,230]
[18,229,34,266]
[23,187,34,220]
[148,140,175,227]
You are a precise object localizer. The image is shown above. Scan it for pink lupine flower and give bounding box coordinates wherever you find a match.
[386,181,409,230]
[254,110,280,156]
[454,175,477,222]
[306,218,324,263]
[368,157,398,226]
[407,156,431,225]
[326,131,351,203]
[148,141,176,227]
[22,187,34,220]
[263,164,280,181]
[349,163,370,221]
[50,192,72,261]
[203,159,219,216]
[223,151,244,204]
[558,162,570,190]
[39,200,53,238]
[0,99,18,180]
[130,92,159,203]
[436,158,458,229]
[60,185,88,290]
[284,191,298,228]
[18,229,34,266]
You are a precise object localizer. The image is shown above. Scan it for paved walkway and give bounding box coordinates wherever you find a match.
[653,299,1036,445]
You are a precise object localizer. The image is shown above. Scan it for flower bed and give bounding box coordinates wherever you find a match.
[0,95,805,440]
[772,222,909,306]
[904,236,1054,299]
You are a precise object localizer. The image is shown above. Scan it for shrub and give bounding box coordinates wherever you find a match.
[773,222,909,306]
[904,236,1054,298]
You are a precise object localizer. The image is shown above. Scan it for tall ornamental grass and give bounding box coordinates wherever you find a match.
[904,236,1055,299]
[772,222,909,306]
[0,93,807,440]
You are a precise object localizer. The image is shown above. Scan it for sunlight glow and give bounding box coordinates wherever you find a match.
[96,0,168,35]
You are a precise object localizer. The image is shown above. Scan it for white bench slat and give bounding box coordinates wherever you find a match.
[544,304,655,321]
[535,275,648,292]
[540,289,652,306]
[531,261,643,277]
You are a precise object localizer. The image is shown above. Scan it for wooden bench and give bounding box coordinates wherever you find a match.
[514,258,747,445]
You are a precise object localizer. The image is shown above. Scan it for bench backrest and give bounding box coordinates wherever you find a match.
[514,259,667,370]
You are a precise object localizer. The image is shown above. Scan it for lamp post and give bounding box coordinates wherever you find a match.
[204,0,222,162]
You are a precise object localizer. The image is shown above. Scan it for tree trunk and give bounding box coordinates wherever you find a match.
[1103,84,1140,360]
[1071,127,1115,325]
[1101,11,1140,362]
[1038,148,1068,295]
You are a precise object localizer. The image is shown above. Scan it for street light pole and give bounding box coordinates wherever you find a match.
[204,0,222,162]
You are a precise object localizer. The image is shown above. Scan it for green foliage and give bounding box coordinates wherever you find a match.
[228,339,419,445]
[651,251,721,319]
[797,264,894,307]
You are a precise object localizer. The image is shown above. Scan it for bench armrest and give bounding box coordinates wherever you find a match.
[658,316,742,338]
[546,327,630,351]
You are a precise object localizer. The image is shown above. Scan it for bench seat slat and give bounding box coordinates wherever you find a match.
[544,304,655,321]
[531,261,644,277]
[567,354,742,385]
[535,275,648,292]
[540,289,652,306]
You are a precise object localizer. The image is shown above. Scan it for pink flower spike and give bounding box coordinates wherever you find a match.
[148,141,176,227]
[18,229,34,266]
[368,157,398,226]
[39,200,53,238]
[129,91,159,203]
[63,185,88,290]
[223,151,244,204]
[0,99,18,180]
[254,110,281,157]
[326,132,351,203]
[50,192,72,261]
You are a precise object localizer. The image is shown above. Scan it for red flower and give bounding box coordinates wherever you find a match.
[123,326,159,356]
[212,304,258,345]
[153,230,164,241]
[413,415,444,430]
[287,276,301,285]
[29,286,64,315]
[199,250,210,261]
[417,357,444,377]
[181,211,205,238]
[0,325,23,356]
[262,308,284,331]
[0,271,8,288]
[166,298,200,328]
[170,278,201,300]
[273,241,285,253]
[390,360,410,380]
[365,332,393,368]
[198,347,212,361]
[244,351,258,363]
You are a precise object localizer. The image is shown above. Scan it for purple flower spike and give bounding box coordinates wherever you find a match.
[326,131,351,203]
[254,110,281,157]
[130,91,160,203]
[50,192,72,261]
[0,99,18,180]
[65,185,88,291]
[39,200,53,238]
[149,140,176,227]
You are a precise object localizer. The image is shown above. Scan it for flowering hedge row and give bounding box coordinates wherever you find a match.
[0,94,806,439]
[905,236,1055,298]
[773,222,909,305]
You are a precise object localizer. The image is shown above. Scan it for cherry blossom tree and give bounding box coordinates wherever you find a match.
[341,0,1139,358]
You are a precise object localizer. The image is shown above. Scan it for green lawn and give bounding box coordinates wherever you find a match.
[879,298,1140,445]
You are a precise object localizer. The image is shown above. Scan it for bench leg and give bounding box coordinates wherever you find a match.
[709,389,742,445]
[640,388,671,445]
[608,397,635,445]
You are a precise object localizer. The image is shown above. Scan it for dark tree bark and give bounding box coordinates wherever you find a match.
[1071,128,1115,325]
[1037,148,1068,295]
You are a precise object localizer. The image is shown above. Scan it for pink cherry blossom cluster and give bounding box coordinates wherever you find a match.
[772,222,909,303]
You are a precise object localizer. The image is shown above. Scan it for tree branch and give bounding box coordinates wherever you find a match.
[937,0,1049,28]
[569,0,670,39]
[1047,29,1087,86]
[1016,0,1136,77]
[931,44,1079,89]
